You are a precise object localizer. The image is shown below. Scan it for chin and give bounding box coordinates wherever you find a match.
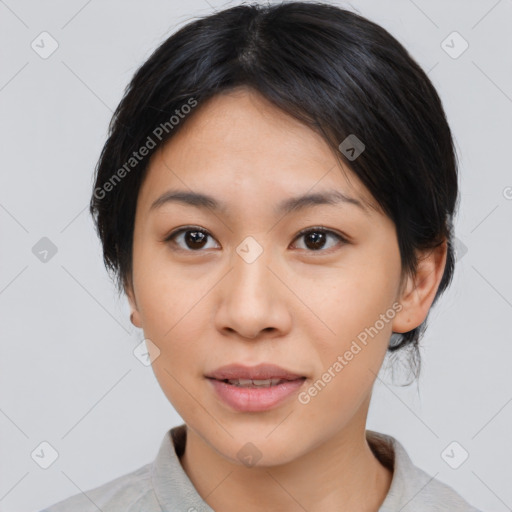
[210,423,309,467]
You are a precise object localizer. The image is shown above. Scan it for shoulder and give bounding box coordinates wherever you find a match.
[367,430,483,512]
[39,462,161,512]
[398,463,483,512]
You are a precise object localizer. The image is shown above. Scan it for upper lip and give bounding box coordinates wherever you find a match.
[206,363,305,381]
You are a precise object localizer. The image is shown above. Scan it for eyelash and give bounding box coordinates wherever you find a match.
[163,226,348,254]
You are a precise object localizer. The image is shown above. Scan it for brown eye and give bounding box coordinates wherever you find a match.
[292,228,347,252]
[165,227,219,251]
[164,226,347,253]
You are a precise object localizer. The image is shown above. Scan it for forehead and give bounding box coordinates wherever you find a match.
[138,87,378,214]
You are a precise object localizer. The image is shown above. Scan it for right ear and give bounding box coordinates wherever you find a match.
[125,281,142,328]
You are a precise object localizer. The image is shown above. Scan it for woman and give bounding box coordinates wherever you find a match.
[41,2,482,511]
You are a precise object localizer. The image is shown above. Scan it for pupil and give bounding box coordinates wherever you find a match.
[306,232,325,250]
[186,231,207,249]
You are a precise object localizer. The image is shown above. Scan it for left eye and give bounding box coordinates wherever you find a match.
[164,227,346,252]
[291,227,346,252]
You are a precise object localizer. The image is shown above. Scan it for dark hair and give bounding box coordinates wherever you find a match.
[89,1,459,378]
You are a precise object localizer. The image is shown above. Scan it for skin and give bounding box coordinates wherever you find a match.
[126,86,447,512]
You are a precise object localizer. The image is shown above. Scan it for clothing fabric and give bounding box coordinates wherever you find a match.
[40,424,482,511]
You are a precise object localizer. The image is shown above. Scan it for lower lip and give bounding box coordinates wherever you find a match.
[207,378,306,412]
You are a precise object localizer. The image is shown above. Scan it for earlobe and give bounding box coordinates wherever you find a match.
[129,311,142,328]
[392,240,448,334]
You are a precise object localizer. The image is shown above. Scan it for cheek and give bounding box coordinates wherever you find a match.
[300,254,400,410]
[133,243,210,338]
[132,277,213,416]
[306,261,399,349]
[140,287,210,422]
[300,288,394,421]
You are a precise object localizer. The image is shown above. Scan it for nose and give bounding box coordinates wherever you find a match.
[213,243,292,340]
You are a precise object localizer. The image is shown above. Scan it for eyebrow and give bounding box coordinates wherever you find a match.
[149,189,369,216]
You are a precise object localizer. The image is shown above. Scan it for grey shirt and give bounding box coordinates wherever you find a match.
[40,424,482,511]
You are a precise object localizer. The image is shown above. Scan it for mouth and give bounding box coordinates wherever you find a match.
[205,363,307,412]
[205,362,306,381]
[211,377,305,388]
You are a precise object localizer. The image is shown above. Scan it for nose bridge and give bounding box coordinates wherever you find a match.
[214,235,290,339]
[233,236,273,297]
[231,235,275,310]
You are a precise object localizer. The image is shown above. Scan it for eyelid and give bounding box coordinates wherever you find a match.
[293,226,348,242]
[164,226,209,241]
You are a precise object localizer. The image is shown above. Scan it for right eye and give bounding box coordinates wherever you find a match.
[164,227,220,252]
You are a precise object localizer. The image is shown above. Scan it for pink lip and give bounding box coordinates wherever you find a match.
[205,363,307,412]
[206,363,304,381]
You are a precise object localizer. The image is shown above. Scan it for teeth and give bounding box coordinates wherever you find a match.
[227,378,283,387]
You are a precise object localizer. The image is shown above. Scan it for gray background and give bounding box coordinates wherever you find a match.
[1,0,511,511]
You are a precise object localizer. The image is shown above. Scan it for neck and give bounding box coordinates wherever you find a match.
[179,421,393,512]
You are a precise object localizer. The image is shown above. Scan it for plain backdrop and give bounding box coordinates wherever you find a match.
[1,0,511,511]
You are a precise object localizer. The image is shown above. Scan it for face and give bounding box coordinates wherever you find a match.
[126,87,421,466]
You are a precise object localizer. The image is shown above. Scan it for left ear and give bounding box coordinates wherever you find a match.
[392,239,448,334]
